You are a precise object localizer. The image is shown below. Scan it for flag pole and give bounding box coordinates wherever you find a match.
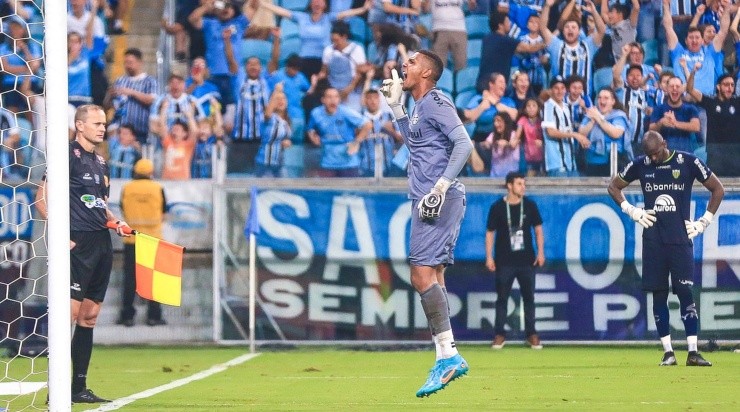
[248,231,256,354]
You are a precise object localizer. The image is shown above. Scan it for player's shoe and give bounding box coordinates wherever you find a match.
[659,351,677,366]
[71,388,111,403]
[491,335,505,350]
[415,354,469,398]
[527,334,543,350]
[686,351,712,366]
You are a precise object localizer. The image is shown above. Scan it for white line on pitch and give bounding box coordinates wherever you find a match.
[82,353,261,412]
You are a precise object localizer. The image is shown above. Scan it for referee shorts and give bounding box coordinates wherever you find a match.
[409,196,466,267]
[70,230,113,303]
[641,239,694,293]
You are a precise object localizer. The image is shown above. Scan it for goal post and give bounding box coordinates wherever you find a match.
[44,0,72,409]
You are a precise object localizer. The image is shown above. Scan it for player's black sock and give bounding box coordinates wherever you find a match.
[652,290,671,337]
[71,325,94,394]
[675,285,698,336]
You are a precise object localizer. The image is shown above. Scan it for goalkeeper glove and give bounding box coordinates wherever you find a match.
[685,211,713,240]
[418,178,451,219]
[380,69,406,119]
[620,201,656,229]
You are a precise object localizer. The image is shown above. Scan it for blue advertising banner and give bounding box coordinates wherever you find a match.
[249,189,740,341]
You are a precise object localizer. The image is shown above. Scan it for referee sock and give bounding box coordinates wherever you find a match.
[71,325,94,394]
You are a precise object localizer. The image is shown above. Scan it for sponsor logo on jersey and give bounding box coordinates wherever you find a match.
[411,114,419,124]
[71,283,81,292]
[94,174,100,185]
[643,157,650,165]
[730,105,736,115]
[83,173,93,181]
[73,149,81,158]
[672,169,680,179]
[677,153,684,164]
[657,165,671,169]
[645,173,655,179]
[80,194,107,209]
[653,194,677,212]
[694,158,708,180]
[644,182,684,192]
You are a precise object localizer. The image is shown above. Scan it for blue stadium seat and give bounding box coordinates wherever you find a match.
[467,39,482,66]
[642,39,659,66]
[241,39,273,65]
[465,15,490,39]
[592,67,613,92]
[279,17,300,39]
[280,0,309,11]
[454,89,477,110]
[455,66,479,94]
[438,67,454,95]
[347,17,370,45]
[280,37,302,65]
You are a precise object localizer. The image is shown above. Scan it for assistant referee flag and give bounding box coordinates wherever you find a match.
[135,232,185,306]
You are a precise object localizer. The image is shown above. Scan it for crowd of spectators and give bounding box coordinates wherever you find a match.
[1,0,740,181]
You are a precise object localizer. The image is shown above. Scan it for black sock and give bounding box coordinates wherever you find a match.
[71,325,94,394]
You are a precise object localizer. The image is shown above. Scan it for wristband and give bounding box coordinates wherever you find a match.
[434,177,452,194]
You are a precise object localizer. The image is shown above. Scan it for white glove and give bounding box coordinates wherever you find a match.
[685,212,713,240]
[621,201,656,229]
[380,69,406,119]
[418,178,451,219]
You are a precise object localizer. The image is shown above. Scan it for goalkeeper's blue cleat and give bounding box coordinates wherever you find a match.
[415,354,469,398]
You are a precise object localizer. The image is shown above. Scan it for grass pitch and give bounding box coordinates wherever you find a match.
[7,344,740,411]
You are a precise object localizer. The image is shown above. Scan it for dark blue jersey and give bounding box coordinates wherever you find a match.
[619,150,712,245]
[68,141,110,231]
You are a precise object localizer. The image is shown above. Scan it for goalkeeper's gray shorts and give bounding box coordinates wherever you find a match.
[408,196,466,267]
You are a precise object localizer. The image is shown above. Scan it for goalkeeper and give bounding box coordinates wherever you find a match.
[608,131,724,367]
[380,50,473,398]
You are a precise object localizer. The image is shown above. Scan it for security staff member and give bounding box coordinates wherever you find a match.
[36,104,130,403]
[117,159,168,326]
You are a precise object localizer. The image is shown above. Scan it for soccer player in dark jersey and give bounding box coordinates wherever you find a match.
[381,50,472,397]
[608,131,724,367]
[36,105,132,403]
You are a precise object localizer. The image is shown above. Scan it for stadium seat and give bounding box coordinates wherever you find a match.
[279,17,300,40]
[455,66,479,94]
[642,39,659,66]
[454,89,478,110]
[279,37,302,65]
[465,15,490,39]
[241,39,272,65]
[438,67,454,95]
[467,39,482,66]
[347,17,370,45]
[592,67,613,92]
[280,0,309,11]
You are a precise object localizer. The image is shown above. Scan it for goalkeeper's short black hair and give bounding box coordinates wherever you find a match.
[505,172,526,185]
[417,49,443,83]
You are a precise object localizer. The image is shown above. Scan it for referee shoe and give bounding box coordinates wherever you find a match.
[686,351,712,367]
[71,388,111,403]
[659,351,677,366]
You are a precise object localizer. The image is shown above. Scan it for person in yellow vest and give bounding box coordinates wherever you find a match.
[116,159,168,326]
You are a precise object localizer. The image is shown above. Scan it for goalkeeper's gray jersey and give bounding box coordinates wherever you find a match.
[399,88,466,200]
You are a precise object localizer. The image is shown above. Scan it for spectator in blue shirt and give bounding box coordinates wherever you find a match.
[0,15,43,111]
[359,89,402,177]
[464,73,519,142]
[189,0,253,111]
[255,87,293,177]
[192,118,224,179]
[649,75,701,153]
[185,57,223,118]
[663,0,730,95]
[108,124,143,179]
[307,87,372,177]
[257,0,371,78]
[578,88,632,176]
[268,54,311,142]
[68,32,92,107]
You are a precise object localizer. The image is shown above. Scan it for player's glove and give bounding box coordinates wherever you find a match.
[620,201,656,229]
[685,211,713,240]
[380,69,407,120]
[418,178,451,219]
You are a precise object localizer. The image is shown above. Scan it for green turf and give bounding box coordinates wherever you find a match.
[5,345,740,411]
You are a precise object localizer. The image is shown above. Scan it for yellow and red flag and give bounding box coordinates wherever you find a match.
[135,232,184,306]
